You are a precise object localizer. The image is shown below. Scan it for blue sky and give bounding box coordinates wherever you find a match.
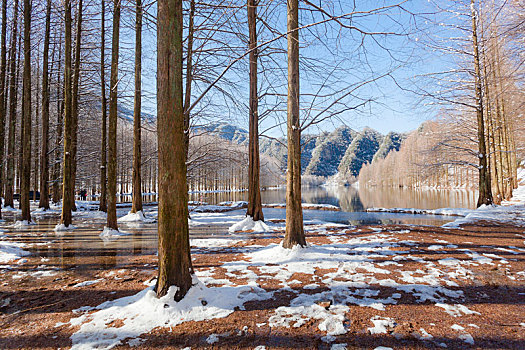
[119,0,450,137]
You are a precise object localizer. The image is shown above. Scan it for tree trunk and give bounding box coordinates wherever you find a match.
[60,0,73,227]
[471,0,492,208]
[20,0,31,222]
[107,0,121,230]
[182,0,194,160]
[155,0,193,301]
[0,0,7,215]
[246,0,264,222]
[70,0,83,212]
[39,0,52,210]
[99,0,107,212]
[131,0,143,213]
[4,0,19,209]
[283,0,305,248]
[52,34,63,205]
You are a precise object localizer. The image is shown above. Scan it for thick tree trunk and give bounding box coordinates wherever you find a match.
[20,0,31,222]
[246,0,264,222]
[99,0,107,212]
[70,0,83,212]
[60,0,73,227]
[107,0,121,230]
[471,0,492,207]
[155,0,193,301]
[39,0,52,210]
[283,0,305,248]
[0,0,7,214]
[131,0,143,213]
[4,0,19,209]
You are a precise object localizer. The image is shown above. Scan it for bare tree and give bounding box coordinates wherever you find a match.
[39,0,52,210]
[99,0,108,212]
[20,0,32,222]
[131,0,143,214]
[107,0,121,230]
[155,0,193,300]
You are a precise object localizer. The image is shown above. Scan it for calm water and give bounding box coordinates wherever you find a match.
[188,186,477,211]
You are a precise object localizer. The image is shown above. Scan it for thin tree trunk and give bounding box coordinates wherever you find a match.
[99,0,107,212]
[246,0,264,222]
[283,0,305,248]
[0,0,7,213]
[182,0,194,160]
[52,34,63,204]
[107,0,121,230]
[20,0,31,222]
[155,0,193,300]
[70,0,83,212]
[471,0,492,207]
[39,0,52,209]
[4,0,19,209]
[60,0,73,227]
[131,0,143,213]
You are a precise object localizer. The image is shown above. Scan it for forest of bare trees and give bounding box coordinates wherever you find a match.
[359,0,524,207]
[0,0,522,300]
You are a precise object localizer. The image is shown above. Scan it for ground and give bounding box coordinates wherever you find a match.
[1,215,524,349]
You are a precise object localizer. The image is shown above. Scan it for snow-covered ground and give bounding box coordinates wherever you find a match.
[0,234,30,264]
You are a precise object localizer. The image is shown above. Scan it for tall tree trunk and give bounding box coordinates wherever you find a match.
[99,0,107,212]
[70,0,83,212]
[60,0,73,227]
[471,0,492,207]
[183,0,194,160]
[131,0,143,213]
[246,0,264,222]
[155,0,193,300]
[20,0,31,222]
[4,0,19,209]
[107,0,121,230]
[39,0,52,210]
[52,34,63,204]
[0,0,7,214]
[283,0,305,248]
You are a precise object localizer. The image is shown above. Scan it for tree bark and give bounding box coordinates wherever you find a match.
[283,0,305,248]
[155,0,193,301]
[246,0,264,222]
[4,0,19,209]
[99,0,107,212]
[0,0,7,214]
[60,0,73,227]
[70,0,83,212]
[131,0,143,213]
[39,0,52,210]
[107,0,121,230]
[20,0,31,222]
[471,0,492,208]
[52,34,63,205]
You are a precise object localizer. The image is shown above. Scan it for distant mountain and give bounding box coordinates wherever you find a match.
[304,126,356,176]
[198,122,402,180]
[337,128,382,178]
[372,131,404,163]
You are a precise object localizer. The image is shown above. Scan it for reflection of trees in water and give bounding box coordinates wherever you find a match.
[185,185,476,210]
[357,187,476,210]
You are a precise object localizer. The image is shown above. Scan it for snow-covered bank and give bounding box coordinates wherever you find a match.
[117,211,155,223]
[367,207,473,217]
[99,227,131,242]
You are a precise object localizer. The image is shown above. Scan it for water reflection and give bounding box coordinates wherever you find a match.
[189,186,477,211]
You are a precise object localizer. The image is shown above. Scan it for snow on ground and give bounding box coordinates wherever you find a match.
[69,277,271,350]
[117,210,155,223]
[442,203,525,228]
[12,220,35,229]
[0,237,30,263]
[69,228,493,348]
[367,207,474,217]
[99,227,131,242]
[54,224,77,232]
[228,216,272,233]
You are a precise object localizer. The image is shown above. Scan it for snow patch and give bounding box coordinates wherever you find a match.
[228,216,272,233]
